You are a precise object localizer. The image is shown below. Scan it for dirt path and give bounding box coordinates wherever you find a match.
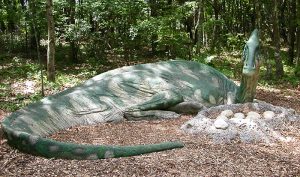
[0,88,300,176]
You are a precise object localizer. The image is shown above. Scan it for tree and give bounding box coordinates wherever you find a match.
[288,0,297,65]
[272,0,284,78]
[149,0,158,54]
[1,0,300,82]
[46,0,55,82]
[28,0,45,96]
[69,0,79,63]
[296,0,300,67]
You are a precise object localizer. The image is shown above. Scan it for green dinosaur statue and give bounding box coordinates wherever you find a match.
[1,29,260,160]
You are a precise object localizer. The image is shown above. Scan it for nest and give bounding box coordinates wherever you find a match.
[181,101,300,144]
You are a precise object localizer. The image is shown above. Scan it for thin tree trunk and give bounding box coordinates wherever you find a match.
[70,0,78,63]
[0,1,5,33]
[46,0,55,82]
[288,0,296,65]
[21,0,28,55]
[296,0,300,67]
[297,29,300,67]
[25,21,28,57]
[29,0,44,96]
[254,0,260,29]
[272,0,284,78]
[0,20,5,32]
[149,0,158,55]
[7,0,17,52]
[279,0,288,44]
[196,0,204,54]
[33,21,44,97]
[211,0,221,52]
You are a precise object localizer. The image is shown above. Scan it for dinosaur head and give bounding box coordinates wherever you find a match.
[242,29,260,76]
[236,29,261,103]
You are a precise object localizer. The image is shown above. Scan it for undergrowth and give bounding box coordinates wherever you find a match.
[0,50,299,112]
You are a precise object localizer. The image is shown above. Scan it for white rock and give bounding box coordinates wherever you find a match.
[220,110,234,117]
[263,111,275,119]
[214,118,229,130]
[247,111,261,119]
[230,117,242,125]
[245,115,256,119]
[230,117,249,127]
[216,115,229,121]
[234,112,245,119]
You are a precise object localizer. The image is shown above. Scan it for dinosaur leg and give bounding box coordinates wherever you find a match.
[124,110,181,121]
[168,101,206,114]
[124,91,183,121]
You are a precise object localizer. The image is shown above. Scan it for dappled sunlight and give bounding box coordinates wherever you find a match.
[0,0,299,174]
[11,80,36,95]
[1,60,239,160]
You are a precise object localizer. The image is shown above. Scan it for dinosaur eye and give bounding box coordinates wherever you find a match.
[255,47,260,61]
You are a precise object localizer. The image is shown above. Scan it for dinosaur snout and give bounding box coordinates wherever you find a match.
[242,67,256,76]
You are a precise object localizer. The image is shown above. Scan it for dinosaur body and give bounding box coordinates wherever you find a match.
[1,60,238,159]
[1,29,260,160]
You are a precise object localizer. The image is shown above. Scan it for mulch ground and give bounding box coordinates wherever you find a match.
[0,87,300,177]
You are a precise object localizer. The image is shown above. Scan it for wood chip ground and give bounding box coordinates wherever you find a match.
[0,87,300,176]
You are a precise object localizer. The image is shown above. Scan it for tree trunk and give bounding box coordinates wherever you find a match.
[25,21,28,56]
[28,0,39,52]
[7,3,15,52]
[297,29,300,67]
[272,0,284,78]
[46,0,55,82]
[29,0,45,96]
[149,0,158,55]
[195,0,204,54]
[254,0,261,29]
[288,0,296,65]
[70,0,79,63]
[211,0,221,53]
[0,20,5,33]
[297,31,300,67]
[279,0,288,44]
[296,0,300,67]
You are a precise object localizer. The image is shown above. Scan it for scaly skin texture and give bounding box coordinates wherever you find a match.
[236,29,260,103]
[1,30,259,160]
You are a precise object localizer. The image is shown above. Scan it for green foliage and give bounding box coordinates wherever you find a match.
[295,65,300,77]
[192,53,240,79]
[0,0,299,113]
[225,33,246,51]
[0,57,39,80]
[192,54,209,64]
[0,55,92,112]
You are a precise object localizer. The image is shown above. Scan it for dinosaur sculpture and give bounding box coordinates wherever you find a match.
[1,29,260,160]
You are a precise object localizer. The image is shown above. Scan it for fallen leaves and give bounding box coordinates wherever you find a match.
[0,88,300,176]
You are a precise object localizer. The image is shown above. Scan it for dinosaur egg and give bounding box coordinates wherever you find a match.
[246,111,261,119]
[214,118,229,130]
[263,111,275,119]
[234,112,245,119]
[220,110,234,118]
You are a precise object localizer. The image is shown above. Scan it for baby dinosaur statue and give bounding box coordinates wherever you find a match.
[1,29,260,160]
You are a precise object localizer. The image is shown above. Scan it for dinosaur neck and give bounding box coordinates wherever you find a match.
[236,71,260,103]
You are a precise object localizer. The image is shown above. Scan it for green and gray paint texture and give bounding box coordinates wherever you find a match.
[1,29,260,160]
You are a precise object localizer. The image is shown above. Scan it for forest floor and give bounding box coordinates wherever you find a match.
[0,84,300,176]
[1,56,300,176]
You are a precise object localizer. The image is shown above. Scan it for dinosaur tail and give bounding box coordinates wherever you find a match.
[3,127,184,160]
